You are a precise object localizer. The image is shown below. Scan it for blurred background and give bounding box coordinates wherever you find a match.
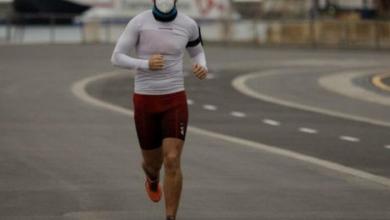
[0,0,390,48]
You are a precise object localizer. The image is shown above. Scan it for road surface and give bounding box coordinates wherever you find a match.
[1,44,390,219]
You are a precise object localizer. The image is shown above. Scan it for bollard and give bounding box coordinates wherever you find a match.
[5,14,11,42]
[50,15,56,44]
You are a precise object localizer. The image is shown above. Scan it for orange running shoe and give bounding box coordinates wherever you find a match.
[145,177,162,203]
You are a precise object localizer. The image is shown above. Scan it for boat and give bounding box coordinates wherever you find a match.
[12,0,90,24]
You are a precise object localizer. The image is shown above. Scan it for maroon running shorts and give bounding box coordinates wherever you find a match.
[133,91,189,150]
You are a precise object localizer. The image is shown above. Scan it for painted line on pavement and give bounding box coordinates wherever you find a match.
[340,136,360,143]
[384,145,390,150]
[203,104,218,111]
[319,71,390,107]
[207,73,216,79]
[187,99,194,105]
[263,119,281,126]
[299,127,318,134]
[231,111,246,118]
[71,71,134,117]
[232,70,390,128]
[72,71,390,188]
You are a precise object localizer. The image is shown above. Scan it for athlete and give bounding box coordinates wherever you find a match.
[111,0,208,219]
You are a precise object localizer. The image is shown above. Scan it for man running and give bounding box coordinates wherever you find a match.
[111,0,208,219]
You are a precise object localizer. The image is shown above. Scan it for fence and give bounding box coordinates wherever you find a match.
[0,14,89,44]
[1,13,390,49]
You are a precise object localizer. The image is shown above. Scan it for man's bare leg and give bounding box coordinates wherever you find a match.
[162,138,184,219]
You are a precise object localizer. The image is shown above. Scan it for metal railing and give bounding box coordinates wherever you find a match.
[0,13,85,44]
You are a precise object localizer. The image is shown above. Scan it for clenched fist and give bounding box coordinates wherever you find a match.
[192,64,208,80]
[149,54,165,71]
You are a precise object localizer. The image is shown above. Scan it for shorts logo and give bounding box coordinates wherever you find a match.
[180,123,185,136]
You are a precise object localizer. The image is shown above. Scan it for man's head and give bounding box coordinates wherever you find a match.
[152,0,178,22]
[154,0,177,14]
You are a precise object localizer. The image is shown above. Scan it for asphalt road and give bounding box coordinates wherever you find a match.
[88,61,390,178]
[245,68,390,122]
[1,44,390,220]
[383,76,390,87]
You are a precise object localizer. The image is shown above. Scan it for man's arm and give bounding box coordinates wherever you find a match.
[187,44,207,69]
[186,25,208,80]
[111,19,149,70]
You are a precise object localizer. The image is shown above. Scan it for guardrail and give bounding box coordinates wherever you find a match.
[0,13,85,44]
[0,13,390,50]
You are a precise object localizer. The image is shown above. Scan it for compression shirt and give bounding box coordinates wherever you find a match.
[111,10,207,95]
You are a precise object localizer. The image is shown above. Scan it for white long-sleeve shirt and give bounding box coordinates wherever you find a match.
[111,10,207,95]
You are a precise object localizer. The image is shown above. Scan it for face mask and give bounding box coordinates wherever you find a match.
[155,0,175,13]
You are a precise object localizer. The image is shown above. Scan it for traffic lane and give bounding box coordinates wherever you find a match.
[244,67,390,123]
[186,69,390,177]
[84,74,390,220]
[179,126,390,220]
[87,71,390,178]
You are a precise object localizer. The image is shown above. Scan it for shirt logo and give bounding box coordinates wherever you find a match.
[159,27,174,31]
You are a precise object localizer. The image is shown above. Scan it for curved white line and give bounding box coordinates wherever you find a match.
[319,71,390,107]
[72,71,134,117]
[232,70,390,128]
[71,71,390,188]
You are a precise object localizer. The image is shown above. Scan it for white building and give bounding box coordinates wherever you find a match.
[80,0,232,20]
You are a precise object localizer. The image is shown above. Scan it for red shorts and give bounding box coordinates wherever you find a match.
[133,91,188,150]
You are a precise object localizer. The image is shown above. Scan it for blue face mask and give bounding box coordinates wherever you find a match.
[153,0,177,22]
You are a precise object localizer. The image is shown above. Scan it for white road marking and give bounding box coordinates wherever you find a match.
[340,136,360,143]
[319,71,390,107]
[231,111,246,118]
[299,127,318,134]
[232,71,390,128]
[187,99,194,105]
[263,119,281,126]
[207,73,216,79]
[72,71,390,188]
[203,104,218,111]
[385,145,390,150]
[71,71,134,117]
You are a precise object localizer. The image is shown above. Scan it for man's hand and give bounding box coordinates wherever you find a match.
[192,64,208,80]
[149,54,165,71]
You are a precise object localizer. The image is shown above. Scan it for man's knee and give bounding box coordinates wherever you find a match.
[144,163,160,174]
[164,154,181,174]
[163,138,183,174]
[142,149,163,170]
